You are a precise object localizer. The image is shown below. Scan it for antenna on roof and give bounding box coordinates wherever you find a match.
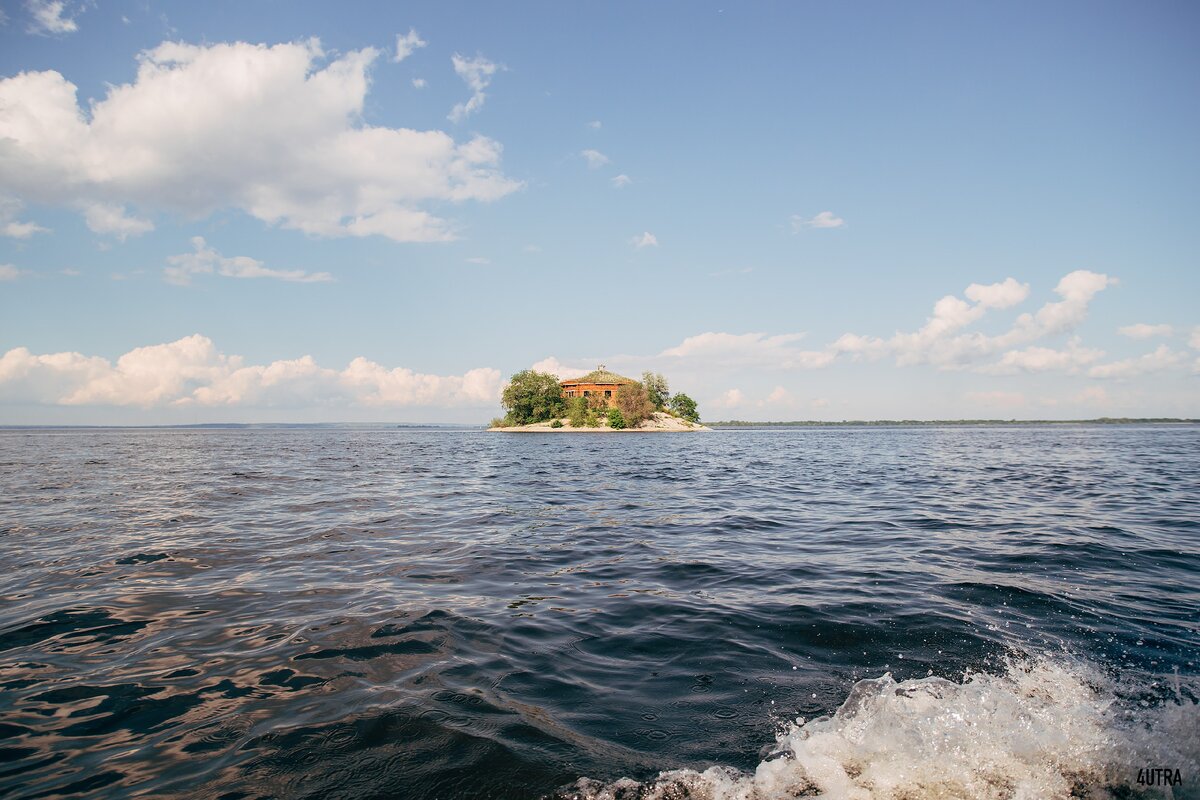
[597,364,606,370]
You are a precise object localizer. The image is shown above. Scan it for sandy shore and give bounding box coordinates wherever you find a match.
[490,411,711,432]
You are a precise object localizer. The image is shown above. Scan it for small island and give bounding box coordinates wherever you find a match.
[489,366,710,432]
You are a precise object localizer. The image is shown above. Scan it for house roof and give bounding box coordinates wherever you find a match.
[560,366,636,386]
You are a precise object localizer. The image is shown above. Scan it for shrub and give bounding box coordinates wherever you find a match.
[584,409,601,427]
[550,419,563,428]
[586,391,609,412]
[642,372,669,410]
[607,407,627,429]
[489,417,510,429]
[501,370,566,425]
[616,382,655,428]
[669,393,699,423]
[567,396,588,428]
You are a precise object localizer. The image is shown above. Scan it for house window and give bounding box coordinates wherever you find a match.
[583,391,590,396]
[604,390,612,398]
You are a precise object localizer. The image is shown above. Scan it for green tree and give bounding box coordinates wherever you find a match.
[500,370,566,425]
[669,393,699,423]
[616,382,655,428]
[607,407,627,429]
[642,371,669,410]
[567,396,588,428]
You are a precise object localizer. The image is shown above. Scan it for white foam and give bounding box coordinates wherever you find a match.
[560,657,1199,799]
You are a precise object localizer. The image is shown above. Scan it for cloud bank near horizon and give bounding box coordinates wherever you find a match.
[2,271,1195,416]
[0,335,502,410]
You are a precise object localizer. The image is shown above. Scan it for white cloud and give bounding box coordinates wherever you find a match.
[0,335,503,409]
[411,77,427,89]
[1118,323,1173,339]
[529,357,588,379]
[393,28,426,63]
[581,149,610,169]
[164,237,332,286]
[792,211,845,230]
[61,268,81,276]
[0,40,520,243]
[631,231,658,249]
[765,386,792,405]
[26,0,77,35]
[464,257,491,265]
[0,264,23,281]
[1087,345,1187,379]
[661,332,834,370]
[1190,327,1200,350]
[587,120,602,129]
[522,244,542,253]
[0,196,49,238]
[611,174,632,188]
[984,340,1105,374]
[834,270,1116,371]
[83,203,154,240]
[712,388,744,409]
[449,53,498,122]
[964,277,1029,309]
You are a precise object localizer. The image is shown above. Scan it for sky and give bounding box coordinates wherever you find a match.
[0,0,1197,424]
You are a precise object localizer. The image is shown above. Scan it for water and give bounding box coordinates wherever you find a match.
[0,425,1197,799]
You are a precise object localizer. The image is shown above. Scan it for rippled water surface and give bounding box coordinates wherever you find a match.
[1,426,1197,799]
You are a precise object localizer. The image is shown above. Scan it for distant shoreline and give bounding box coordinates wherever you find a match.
[0,418,1195,431]
[709,418,1199,428]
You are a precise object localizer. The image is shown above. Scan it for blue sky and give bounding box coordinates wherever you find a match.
[1,0,1197,423]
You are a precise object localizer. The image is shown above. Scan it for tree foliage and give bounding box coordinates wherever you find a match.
[642,371,669,410]
[500,370,566,425]
[669,393,700,423]
[607,407,627,429]
[567,396,588,428]
[616,382,655,428]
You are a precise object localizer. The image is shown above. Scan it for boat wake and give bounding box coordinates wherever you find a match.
[554,655,1199,799]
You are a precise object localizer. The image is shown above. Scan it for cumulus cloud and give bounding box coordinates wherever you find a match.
[712,388,744,409]
[393,28,426,62]
[0,335,502,409]
[411,77,427,89]
[765,386,792,405]
[631,232,658,249]
[1191,328,1200,350]
[581,149,610,169]
[529,357,588,379]
[0,40,520,243]
[1087,345,1187,379]
[1118,323,1173,339]
[611,174,632,188]
[587,120,602,129]
[464,256,490,265]
[164,237,332,286]
[25,0,77,35]
[0,197,49,239]
[964,277,1029,309]
[661,332,834,370]
[833,270,1116,371]
[449,53,498,122]
[0,265,23,281]
[83,203,154,239]
[791,211,845,230]
[984,340,1105,374]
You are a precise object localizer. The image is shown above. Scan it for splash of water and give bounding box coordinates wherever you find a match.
[557,657,1199,799]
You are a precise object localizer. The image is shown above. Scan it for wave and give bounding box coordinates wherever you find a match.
[554,656,1199,799]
